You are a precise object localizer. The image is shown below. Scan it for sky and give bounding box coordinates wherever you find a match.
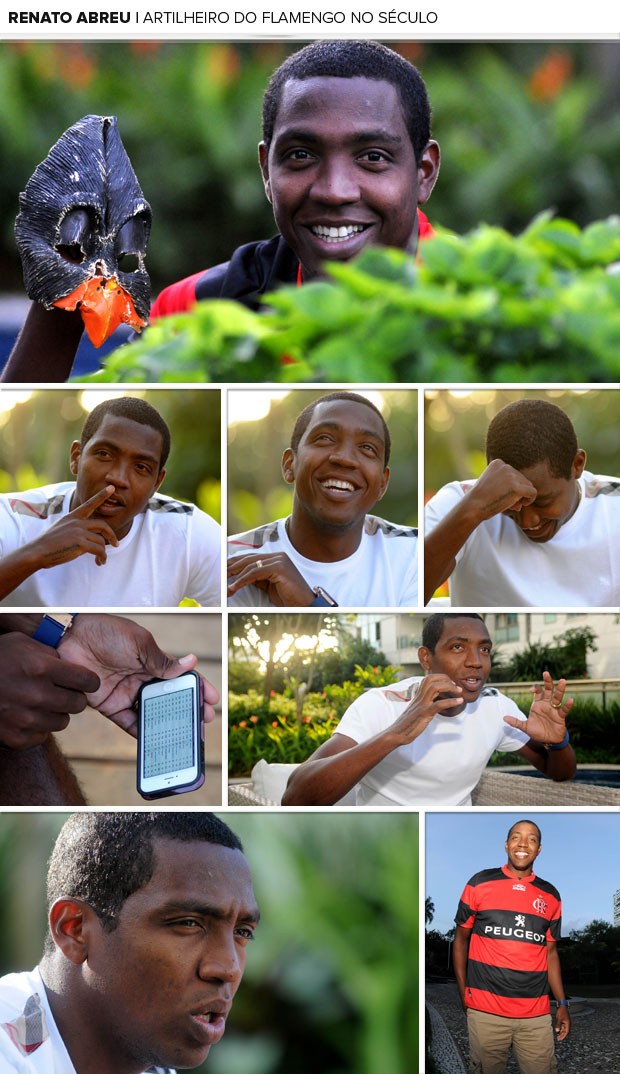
[425,811,620,935]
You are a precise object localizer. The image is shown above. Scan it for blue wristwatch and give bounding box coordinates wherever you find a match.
[33,613,77,648]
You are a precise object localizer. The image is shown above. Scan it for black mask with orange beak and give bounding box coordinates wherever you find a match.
[15,114,152,347]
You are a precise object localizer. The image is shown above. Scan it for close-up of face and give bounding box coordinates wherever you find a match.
[70,413,166,539]
[68,839,259,1072]
[502,450,586,544]
[259,75,439,279]
[419,617,493,715]
[282,397,390,543]
[505,821,542,875]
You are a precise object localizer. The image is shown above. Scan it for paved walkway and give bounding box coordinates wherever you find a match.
[426,981,620,1074]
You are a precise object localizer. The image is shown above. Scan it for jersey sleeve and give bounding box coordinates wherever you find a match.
[454,875,478,929]
[150,270,206,319]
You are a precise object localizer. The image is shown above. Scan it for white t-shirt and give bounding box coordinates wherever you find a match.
[228,515,418,607]
[335,676,529,806]
[0,482,221,608]
[0,967,173,1074]
[425,472,620,607]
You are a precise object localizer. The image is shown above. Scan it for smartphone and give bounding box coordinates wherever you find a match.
[136,672,204,800]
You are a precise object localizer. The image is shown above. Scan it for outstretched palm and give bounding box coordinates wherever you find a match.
[521,671,573,743]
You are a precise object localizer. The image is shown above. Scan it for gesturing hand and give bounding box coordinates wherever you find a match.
[37,486,119,567]
[228,552,315,606]
[58,614,219,737]
[389,674,465,746]
[503,671,573,744]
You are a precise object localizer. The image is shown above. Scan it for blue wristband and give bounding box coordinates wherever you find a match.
[546,730,570,751]
[32,613,77,648]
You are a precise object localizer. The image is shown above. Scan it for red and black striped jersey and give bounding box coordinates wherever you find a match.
[455,865,562,1018]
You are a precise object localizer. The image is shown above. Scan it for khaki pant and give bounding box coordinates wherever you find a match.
[467,1008,557,1074]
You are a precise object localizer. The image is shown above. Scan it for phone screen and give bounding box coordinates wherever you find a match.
[137,673,203,798]
[143,687,195,778]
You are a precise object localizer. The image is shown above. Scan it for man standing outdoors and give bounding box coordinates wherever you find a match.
[0,396,221,606]
[0,812,259,1073]
[453,819,570,1074]
[425,398,620,607]
[227,391,418,607]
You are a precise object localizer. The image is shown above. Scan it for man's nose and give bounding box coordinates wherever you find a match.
[104,460,130,487]
[464,647,482,667]
[198,935,244,985]
[328,440,357,467]
[310,157,360,204]
[518,504,541,530]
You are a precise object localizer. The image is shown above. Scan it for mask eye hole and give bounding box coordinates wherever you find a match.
[114,214,149,273]
[55,207,98,264]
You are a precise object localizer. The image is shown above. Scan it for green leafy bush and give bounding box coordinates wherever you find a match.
[84,214,620,384]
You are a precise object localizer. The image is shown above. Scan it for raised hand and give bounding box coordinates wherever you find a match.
[503,671,573,744]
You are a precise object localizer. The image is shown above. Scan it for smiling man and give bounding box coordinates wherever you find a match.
[0,812,259,1074]
[227,391,418,607]
[424,399,620,607]
[151,39,439,316]
[0,397,221,606]
[453,819,570,1074]
[282,614,576,806]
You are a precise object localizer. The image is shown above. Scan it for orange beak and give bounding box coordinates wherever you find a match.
[53,275,147,347]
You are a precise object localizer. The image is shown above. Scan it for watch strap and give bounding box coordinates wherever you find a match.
[33,613,77,648]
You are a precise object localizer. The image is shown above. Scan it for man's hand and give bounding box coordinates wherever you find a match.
[503,671,573,744]
[58,615,219,737]
[554,1006,570,1041]
[228,552,315,606]
[466,459,538,521]
[388,674,465,746]
[0,633,100,750]
[35,486,120,568]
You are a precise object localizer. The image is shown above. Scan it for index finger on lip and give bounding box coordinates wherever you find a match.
[72,484,116,517]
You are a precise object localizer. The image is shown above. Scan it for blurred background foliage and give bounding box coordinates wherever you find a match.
[228,389,417,533]
[0,388,221,520]
[424,388,620,500]
[0,811,418,1074]
[1,40,619,297]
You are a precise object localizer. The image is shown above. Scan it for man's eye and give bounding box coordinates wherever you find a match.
[359,150,389,164]
[235,926,256,942]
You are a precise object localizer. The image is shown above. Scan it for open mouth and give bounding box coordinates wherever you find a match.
[320,477,357,493]
[189,1010,227,1045]
[310,223,368,244]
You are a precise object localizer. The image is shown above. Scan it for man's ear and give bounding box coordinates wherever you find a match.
[69,440,81,477]
[154,468,166,494]
[418,645,432,672]
[376,467,390,503]
[417,140,440,205]
[48,898,99,965]
[572,449,587,479]
[258,142,272,204]
[281,448,295,485]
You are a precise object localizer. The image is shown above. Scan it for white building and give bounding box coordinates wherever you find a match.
[354,612,620,681]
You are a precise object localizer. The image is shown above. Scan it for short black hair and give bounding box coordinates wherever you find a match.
[422,613,486,654]
[262,40,432,164]
[506,818,542,845]
[44,813,242,951]
[485,400,578,480]
[290,391,391,466]
[80,396,171,469]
